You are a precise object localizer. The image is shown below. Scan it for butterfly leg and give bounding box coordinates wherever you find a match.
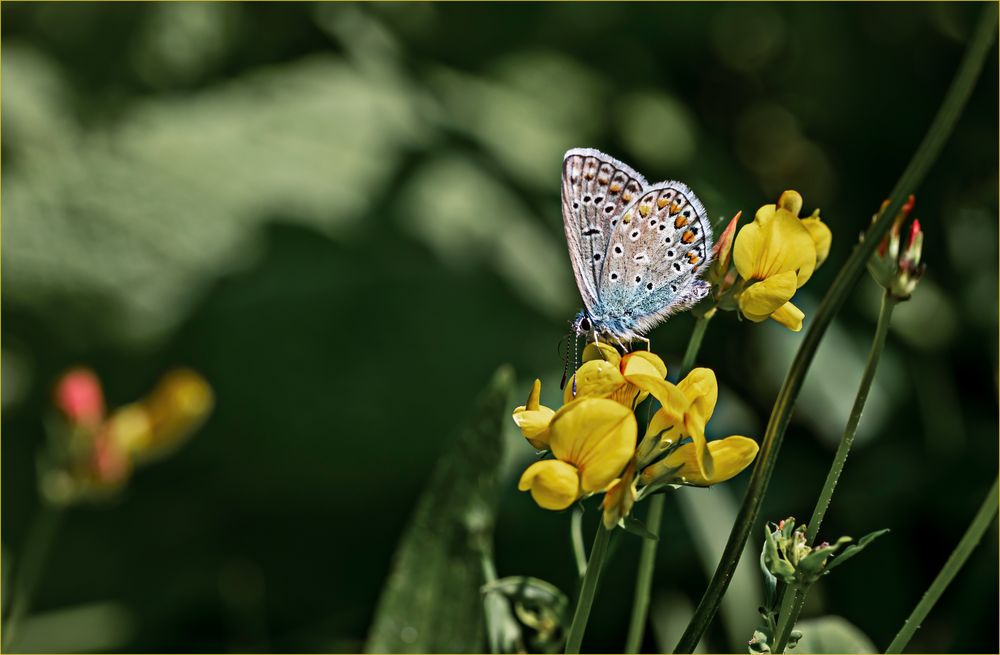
[637,336,651,351]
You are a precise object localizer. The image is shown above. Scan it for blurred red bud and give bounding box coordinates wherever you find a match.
[54,368,105,429]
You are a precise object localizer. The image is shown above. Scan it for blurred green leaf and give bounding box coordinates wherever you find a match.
[365,365,515,653]
[12,602,134,653]
[792,616,878,654]
[676,487,763,651]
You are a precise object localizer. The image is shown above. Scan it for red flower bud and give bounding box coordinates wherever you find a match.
[54,368,105,429]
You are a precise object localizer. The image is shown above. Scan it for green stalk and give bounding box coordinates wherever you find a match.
[3,503,64,650]
[885,477,999,654]
[564,524,613,654]
[806,294,896,544]
[674,9,997,652]
[625,314,712,653]
[572,508,588,578]
[770,291,898,654]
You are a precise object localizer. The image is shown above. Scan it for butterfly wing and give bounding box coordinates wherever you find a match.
[598,181,714,335]
[561,148,647,315]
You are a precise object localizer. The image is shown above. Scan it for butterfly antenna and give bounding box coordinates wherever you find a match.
[559,331,572,390]
[571,334,580,397]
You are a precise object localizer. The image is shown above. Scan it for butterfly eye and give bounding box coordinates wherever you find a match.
[579,317,591,331]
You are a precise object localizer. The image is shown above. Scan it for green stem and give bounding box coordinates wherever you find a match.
[805,292,897,544]
[673,8,996,652]
[571,508,588,578]
[770,292,898,654]
[625,314,712,653]
[885,477,999,654]
[771,586,807,654]
[3,503,64,650]
[565,524,612,654]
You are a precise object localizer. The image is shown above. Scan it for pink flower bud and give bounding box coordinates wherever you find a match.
[54,368,105,429]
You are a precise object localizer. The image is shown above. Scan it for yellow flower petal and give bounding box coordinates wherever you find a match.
[641,436,759,487]
[770,301,805,332]
[801,213,831,267]
[777,190,803,216]
[738,271,798,321]
[601,461,637,529]
[563,359,626,404]
[677,367,718,442]
[549,398,636,493]
[633,375,689,464]
[513,379,555,448]
[582,342,621,367]
[615,351,668,407]
[734,200,817,285]
[519,460,581,510]
[513,407,555,449]
[621,351,667,379]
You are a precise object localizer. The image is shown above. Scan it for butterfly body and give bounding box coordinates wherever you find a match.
[562,148,713,342]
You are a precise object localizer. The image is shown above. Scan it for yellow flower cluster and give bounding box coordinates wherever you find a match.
[512,345,758,528]
[44,367,214,504]
[712,190,831,332]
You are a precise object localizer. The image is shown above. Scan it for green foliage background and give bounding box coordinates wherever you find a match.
[2,2,997,652]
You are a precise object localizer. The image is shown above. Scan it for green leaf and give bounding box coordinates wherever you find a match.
[365,366,515,653]
[826,529,889,572]
[759,542,777,609]
[620,515,659,541]
[792,616,877,654]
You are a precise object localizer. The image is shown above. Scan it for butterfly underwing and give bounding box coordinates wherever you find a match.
[561,147,713,342]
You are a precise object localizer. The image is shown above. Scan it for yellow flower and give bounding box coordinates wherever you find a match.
[601,460,637,529]
[110,369,214,462]
[564,343,667,409]
[518,397,636,511]
[640,436,758,487]
[633,367,721,479]
[733,190,831,332]
[512,379,555,449]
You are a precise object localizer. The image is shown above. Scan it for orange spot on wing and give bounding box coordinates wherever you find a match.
[657,198,668,209]
[609,183,622,193]
[682,230,695,244]
[674,215,689,228]
[623,192,633,202]
[638,205,650,217]
[688,252,700,264]
[670,202,681,214]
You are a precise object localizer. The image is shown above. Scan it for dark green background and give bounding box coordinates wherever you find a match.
[2,2,997,652]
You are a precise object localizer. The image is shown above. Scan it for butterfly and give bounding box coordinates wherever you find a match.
[562,148,714,346]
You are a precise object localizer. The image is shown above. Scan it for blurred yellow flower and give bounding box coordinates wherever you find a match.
[518,397,636,511]
[733,190,831,331]
[109,368,214,462]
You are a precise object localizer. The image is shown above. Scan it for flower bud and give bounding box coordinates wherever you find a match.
[53,367,105,430]
[867,195,925,300]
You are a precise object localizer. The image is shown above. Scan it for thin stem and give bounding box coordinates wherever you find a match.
[674,8,996,652]
[624,494,666,653]
[3,503,64,650]
[806,292,897,544]
[771,586,807,654]
[625,313,712,653]
[770,292,898,654]
[885,477,999,654]
[571,508,588,578]
[565,524,612,654]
